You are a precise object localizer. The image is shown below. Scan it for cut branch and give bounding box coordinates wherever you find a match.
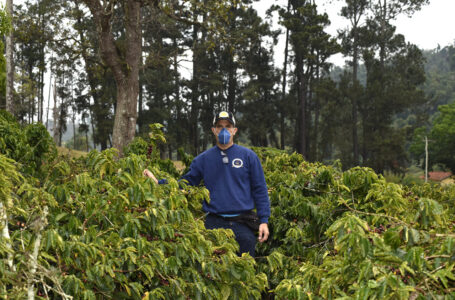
[27,206,49,300]
[0,201,16,272]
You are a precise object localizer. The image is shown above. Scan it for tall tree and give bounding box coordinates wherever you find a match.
[0,6,11,110]
[71,2,115,150]
[358,0,429,172]
[81,0,142,154]
[80,0,233,154]
[280,0,338,158]
[240,6,280,147]
[139,2,188,156]
[13,0,63,124]
[411,102,455,173]
[280,0,290,150]
[339,0,368,166]
[5,0,14,115]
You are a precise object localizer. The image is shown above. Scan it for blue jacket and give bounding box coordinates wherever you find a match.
[181,144,270,223]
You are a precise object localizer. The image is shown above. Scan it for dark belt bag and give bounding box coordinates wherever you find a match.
[231,211,261,232]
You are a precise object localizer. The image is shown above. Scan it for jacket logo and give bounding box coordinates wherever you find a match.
[232,158,243,168]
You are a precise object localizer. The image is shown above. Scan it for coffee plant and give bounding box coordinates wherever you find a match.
[252,147,455,299]
[1,116,455,299]
[0,110,56,177]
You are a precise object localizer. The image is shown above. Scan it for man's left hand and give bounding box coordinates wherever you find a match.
[258,223,269,243]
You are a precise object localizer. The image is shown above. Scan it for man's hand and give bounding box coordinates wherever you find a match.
[258,223,269,243]
[143,169,158,184]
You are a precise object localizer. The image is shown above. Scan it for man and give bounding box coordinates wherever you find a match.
[144,111,270,257]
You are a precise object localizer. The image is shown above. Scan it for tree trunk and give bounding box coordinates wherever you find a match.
[46,54,53,129]
[112,82,139,152]
[168,144,173,160]
[280,0,290,150]
[0,202,16,272]
[5,0,14,115]
[172,37,182,157]
[190,19,200,155]
[227,3,237,113]
[27,206,48,300]
[52,78,60,145]
[83,0,141,154]
[352,34,360,166]
[85,127,89,152]
[298,72,307,158]
[295,51,307,158]
[74,6,106,151]
[72,109,76,149]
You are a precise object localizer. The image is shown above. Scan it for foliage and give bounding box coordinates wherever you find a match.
[2,118,455,298]
[1,152,267,299]
[252,147,455,299]
[124,123,180,178]
[0,110,56,175]
[411,102,455,173]
[0,4,11,106]
[124,123,166,158]
[124,137,149,157]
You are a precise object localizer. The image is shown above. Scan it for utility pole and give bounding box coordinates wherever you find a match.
[425,136,428,183]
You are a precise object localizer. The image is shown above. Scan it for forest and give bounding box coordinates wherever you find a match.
[0,0,454,174]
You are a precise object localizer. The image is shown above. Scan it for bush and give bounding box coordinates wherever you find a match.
[2,127,455,298]
[1,148,267,299]
[0,110,56,176]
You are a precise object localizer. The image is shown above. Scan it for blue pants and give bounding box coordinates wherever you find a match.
[205,214,257,257]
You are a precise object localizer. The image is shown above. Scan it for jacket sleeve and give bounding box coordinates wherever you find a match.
[180,157,203,186]
[249,153,271,223]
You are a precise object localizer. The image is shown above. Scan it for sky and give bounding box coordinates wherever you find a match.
[253,0,455,66]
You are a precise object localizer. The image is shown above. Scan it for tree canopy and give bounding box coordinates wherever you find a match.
[4,0,455,174]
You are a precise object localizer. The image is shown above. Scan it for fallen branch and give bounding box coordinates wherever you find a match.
[27,206,49,300]
[0,201,16,272]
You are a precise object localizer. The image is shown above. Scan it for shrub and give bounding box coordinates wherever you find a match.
[0,110,56,176]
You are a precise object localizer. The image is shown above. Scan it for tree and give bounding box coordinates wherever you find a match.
[354,0,429,173]
[279,1,338,158]
[411,103,455,173]
[5,0,14,115]
[139,2,190,156]
[279,0,290,150]
[0,6,11,110]
[12,0,64,124]
[80,0,142,154]
[239,6,280,147]
[71,2,115,150]
[80,0,238,155]
[339,0,368,166]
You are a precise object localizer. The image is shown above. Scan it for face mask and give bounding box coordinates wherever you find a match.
[218,128,231,144]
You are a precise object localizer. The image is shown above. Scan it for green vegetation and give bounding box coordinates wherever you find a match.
[3,0,455,297]
[0,110,56,176]
[411,102,455,173]
[2,116,455,298]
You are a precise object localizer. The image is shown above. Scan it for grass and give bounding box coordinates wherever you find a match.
[173,160,185,171]
[57,146,87,159]
[383,166,425,186]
